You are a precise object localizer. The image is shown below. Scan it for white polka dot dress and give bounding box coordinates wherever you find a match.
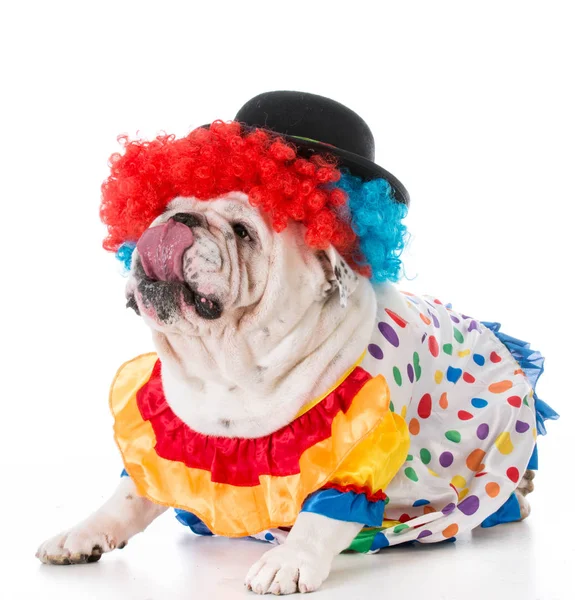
[359,284,540,547]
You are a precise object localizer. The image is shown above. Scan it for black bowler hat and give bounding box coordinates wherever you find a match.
[233,91,409,206]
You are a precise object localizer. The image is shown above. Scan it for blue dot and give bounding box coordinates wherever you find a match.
[473,353,485,366]
[370,532,390,551]
[265,532,275,541]
[446,366,462,383]
[413,499,430,507]
[471,398,488,409]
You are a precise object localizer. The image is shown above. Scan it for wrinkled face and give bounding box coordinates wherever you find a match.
[126,192,342,336]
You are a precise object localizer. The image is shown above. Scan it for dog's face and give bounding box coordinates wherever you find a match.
[124,191,373,438]
[126,192,358,339]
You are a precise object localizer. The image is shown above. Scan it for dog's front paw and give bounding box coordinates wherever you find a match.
[36,517,127,565]
[245,543,331,595]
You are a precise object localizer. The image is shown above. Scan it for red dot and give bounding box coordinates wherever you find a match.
[385,309,408,328]
[490,352,502,363]
[507,396,521,408]
[434,298,443,305]
[463,372,476,383]
[458,410,474,421]
[418,393,432,419]
[507,467,520,483]
[428,335,439,357]
[399,513,411,523]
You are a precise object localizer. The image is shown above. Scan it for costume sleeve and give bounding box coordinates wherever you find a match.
[302,401,410,526]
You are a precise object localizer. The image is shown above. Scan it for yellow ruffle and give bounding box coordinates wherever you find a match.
[109,354,410,537]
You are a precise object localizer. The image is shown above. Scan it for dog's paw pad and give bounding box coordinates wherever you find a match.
[245,544,329,595]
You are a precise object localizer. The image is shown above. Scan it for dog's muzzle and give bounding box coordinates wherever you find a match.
[132,215,223,320]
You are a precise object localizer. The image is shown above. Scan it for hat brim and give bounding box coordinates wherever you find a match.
[283,134,410,206]
[200,124,410,206]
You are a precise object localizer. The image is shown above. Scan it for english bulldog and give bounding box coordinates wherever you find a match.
[36,92,553,595]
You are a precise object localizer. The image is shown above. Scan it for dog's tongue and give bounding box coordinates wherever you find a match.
[136,220,194,282]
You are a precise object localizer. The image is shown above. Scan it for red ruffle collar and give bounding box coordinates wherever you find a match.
[136,359,372,487]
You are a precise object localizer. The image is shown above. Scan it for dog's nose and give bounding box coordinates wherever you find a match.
[172,212,208,229]
[136,220,195,282]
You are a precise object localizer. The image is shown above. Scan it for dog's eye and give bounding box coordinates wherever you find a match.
[232,223,251,241]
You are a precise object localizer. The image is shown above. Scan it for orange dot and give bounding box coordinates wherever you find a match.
[409,418,420,435]
[442,524,459,538]
[423,505,437,514]
[420,313,431,325]
[466,449,486,472]
[485,482,500,498]
[488,380,513,393]
[439,392,449,409]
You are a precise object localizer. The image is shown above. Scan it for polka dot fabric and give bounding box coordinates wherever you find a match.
[169,284,549,553]
[359,284,537,549]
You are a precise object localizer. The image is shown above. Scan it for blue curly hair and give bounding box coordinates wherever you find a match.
[336,171,409,283]
[116,241,136,273]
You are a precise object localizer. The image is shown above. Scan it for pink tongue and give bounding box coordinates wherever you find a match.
[136,220,194,282]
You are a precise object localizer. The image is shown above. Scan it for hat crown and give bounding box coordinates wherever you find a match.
[235,91,376,162]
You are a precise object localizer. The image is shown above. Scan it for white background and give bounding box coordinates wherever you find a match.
[1,1,573,598]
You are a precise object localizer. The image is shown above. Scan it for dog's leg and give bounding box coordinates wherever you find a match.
[516,469,535,520]
[36,477,167,565]
[245,512,362,595]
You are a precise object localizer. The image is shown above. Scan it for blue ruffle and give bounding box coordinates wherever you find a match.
[174,509,214,536]
[481,492,521,528]
[481,321,558,436]
[301,488,386,527]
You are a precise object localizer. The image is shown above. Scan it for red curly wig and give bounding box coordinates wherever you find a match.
[100,121,367,272]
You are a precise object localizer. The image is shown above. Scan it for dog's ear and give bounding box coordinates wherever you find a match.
[318,246,360,308]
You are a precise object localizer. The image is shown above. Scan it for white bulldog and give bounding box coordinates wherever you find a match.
[36,191,542,594]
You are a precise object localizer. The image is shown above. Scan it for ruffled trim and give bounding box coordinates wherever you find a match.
[322,482,388,503]
[137,359,373,486]
[301,488,386,527]
[480,492,521,528]
[110,354,408,537]
[482,321,559,435]
[174,509,214,536]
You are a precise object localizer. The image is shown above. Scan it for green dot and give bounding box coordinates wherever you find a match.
[413,352,422,381]
[406,454,413,461]
[420,448,432,465]
[390,401,395,413]
[523,395,529,406]
[404,467,419,482]
[393,523,410,534]
[453,328,464,344]
[445,430,461,443]
[393,366,402,387]
[443,343,453,355]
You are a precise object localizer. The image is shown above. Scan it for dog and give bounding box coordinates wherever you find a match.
[36,93,553,595]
